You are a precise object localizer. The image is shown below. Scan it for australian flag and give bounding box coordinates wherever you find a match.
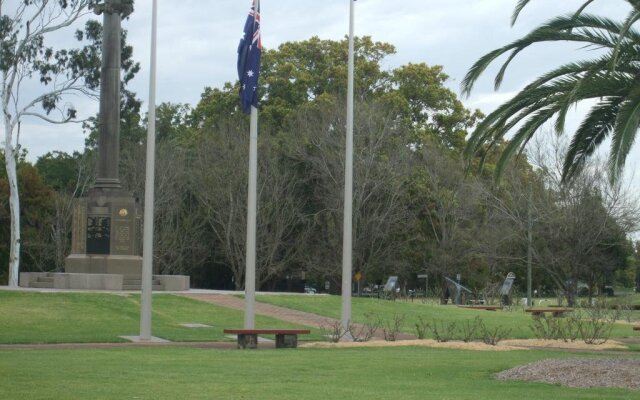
[237,0,261,114]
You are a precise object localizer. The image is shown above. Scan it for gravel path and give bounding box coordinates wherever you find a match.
[496,358,640,390]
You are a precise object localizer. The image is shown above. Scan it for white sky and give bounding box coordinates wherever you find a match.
[8,0,639,192]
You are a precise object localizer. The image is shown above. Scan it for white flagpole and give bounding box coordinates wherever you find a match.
[341,0,355,334]
[244,105,258,329]
[140,0,158,341]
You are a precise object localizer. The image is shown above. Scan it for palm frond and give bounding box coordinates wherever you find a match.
[611,9,640,70]
[511,0,533,26]
[572,0,598,23]
[562,97,622,180]
[462,14,628,96]
[609,86,640,182]
[495,107,558,181]
[512,0,597,26]
[466,1,640,184]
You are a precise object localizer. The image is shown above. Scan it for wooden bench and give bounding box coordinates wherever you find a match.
[223,329,311,349]
[457,305,503,311]
[633,326,640,331]
[525,307,572,318]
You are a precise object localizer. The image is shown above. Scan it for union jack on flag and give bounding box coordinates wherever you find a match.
[237,0,261,114]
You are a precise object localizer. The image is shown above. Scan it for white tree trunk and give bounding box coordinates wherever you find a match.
[3,115,20,287]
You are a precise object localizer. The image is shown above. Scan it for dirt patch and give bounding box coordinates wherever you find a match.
[496,358,640,390]
[501,339,627,351]
[301,339,523,351]
[300,338,628,352]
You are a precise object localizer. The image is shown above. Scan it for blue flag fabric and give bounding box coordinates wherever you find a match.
[237,1,261,114]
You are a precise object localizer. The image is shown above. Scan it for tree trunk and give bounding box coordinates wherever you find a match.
[4,137,20,287]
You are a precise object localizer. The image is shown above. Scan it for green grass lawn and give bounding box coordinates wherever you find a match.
[0,291,319,344]
[0,346,638,399]
[256,294,640,339]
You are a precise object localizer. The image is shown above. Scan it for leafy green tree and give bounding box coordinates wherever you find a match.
[187,37,482,289]
[462,0,640,182]
[0,153,56,283]
[389,63,482,151]
[192,37,480,146]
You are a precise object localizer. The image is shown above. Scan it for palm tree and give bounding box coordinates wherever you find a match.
[462,0,640,183]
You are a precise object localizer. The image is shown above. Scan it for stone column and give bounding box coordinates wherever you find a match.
[94,0,133,189]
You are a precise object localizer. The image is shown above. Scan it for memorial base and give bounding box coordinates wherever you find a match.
[65,254,142,275]
[19,272,190,291]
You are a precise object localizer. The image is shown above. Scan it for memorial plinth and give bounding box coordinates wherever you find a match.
[65,189,142,275]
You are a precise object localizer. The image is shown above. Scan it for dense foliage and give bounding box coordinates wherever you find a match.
[1,34,637,303]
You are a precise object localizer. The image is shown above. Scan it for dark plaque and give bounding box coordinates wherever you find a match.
[87,216,111,254]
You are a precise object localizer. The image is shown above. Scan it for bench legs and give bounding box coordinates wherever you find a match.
[236,334,258,349]
[552,312,566,318]
[235,333,299,348]
[275,334,298,348]
[530,312,566,318]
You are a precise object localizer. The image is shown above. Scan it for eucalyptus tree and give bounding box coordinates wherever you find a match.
[462,0,640,183]
[0,0,103,286]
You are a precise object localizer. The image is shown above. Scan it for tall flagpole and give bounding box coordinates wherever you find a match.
[244,104,258,329]
[140,0,158,341]
[341,0,355,334]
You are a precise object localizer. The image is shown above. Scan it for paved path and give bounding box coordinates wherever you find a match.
[180,293,416,340]
[181,293,339,329]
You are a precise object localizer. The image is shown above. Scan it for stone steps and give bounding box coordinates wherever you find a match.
[29,273,54,289]
[30,281,54,288]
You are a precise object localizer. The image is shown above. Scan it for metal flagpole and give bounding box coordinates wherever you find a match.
[140,0,158,341]
[341,0,355,334]
[244,105,258,329]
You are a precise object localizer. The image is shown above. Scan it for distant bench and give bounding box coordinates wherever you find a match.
[457,305,503,311]
[525,307,572,318]
[223,329,311,349]
[633,326,640,331]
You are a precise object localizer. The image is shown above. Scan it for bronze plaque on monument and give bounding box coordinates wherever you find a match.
[111,204,137,255]
[87,216,111,254]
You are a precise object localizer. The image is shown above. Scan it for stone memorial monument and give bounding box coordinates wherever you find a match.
[65,0,142,276]
[20,0,189,291]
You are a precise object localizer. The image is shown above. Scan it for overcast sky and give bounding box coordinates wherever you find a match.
[9,0,639,192]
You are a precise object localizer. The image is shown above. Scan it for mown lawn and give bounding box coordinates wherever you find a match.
[0,291,319,344]
[256,294,640,339]
[0,345,638,399]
